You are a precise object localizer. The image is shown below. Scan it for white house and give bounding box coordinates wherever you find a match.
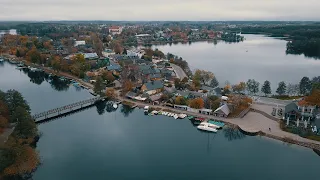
[213,104,230,117]
[74,40,86,47]
[102,49,115,57]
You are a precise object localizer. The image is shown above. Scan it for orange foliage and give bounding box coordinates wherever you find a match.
[106,88,117,99]
[304,90,320,106]
[189,98,204,109]
[123,80,133,92]
[3,146,40,176]
[43,40,53,50]
[0,115,8,129]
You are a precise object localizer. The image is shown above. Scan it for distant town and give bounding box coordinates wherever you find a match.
[1,21,320,179]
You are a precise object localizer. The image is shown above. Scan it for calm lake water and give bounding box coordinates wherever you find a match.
[153,34,320,89]
[1,62,320,180]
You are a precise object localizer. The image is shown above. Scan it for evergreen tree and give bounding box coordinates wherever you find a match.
[276,81,287,95]
[261,80,271,96]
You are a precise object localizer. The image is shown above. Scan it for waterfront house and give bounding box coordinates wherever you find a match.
[126,91,138,99]
[141,80,164,95]
[284,100,317,125]
[213,104,230,117]
[201,85,222,97]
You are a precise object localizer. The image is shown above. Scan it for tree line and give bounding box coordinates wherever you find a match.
[0,90,40,179]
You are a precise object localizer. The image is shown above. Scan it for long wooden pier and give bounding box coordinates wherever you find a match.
[32,97,105,122]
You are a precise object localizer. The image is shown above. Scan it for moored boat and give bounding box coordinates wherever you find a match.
[197,123,217,132]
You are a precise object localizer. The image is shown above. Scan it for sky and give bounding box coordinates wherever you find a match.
[1,0,320,21]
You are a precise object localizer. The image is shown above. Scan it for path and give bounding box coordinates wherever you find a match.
[170,63,187,80]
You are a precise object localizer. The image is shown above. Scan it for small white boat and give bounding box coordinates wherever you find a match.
[173,114,179,119]
[167,113,172,117]
[0,58,4,62]
[199,122,220,129]
[113,103,118,109]
[144,106,149,110]
[197,124,217,132]
[151,110,158,115]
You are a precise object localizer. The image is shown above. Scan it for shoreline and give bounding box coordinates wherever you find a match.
[4,58,320,152]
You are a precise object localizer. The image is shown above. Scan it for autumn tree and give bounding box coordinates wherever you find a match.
[276,81,287,96]
[193,69,214,85]
[106,88,117,100]
[175,96,187,105]
[232,82,246,94]
[189,98,204,109]
[174,78,183,90]
[261,80,271,96]
[51,56,62,71]
[304,90,320,106]
[26,47,41,63]
[90,33,103,56]
[123,80,133,93]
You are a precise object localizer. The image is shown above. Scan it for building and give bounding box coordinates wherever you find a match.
[109,26,123,35]
[74,40,86,47]
[102,49,115,57]
[284,101,317,125]
[106,62,122,72]
[141,80,164,95]
[213,104,230,117]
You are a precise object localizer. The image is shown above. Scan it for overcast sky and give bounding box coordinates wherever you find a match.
[1,0,319,21]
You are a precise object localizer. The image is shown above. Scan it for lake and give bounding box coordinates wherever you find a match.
[153,34,320,90]
[1,61,320,180]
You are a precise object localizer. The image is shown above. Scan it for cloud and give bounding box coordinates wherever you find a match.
[0,0,319,21]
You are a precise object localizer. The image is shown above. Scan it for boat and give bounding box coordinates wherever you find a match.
[197,124,217,132]
[195,117,205,121]
[188,116,195,120]
[167,113,172,117]
[179,114,187,119]
[173,114,179,119]
[151,110,158,115]
[113,103,118,109]
[208,120,225,128]
[0,58,4,62]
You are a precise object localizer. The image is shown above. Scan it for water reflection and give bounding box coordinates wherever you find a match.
[223,127,246,141]
[27,71,46,85]
[49,76,70,91]
[95,101,107,115]
[120,105,135,117]
[105,102,117,113]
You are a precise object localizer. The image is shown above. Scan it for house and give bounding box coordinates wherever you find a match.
[74,40,86,47]
[106,62,121,71]
[126,91,137,99]
[148,93,163,104]
[201,85,222,97]
[109,26,123,35]
[83,53,99,60]
[284,102,300,121]
[102,49,115,57]
[284,101,317,124]
[213,104,230,117]
[149,73,162,81]
[141,80,164,95]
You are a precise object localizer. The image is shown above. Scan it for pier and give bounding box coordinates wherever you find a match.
[32,97,105,122]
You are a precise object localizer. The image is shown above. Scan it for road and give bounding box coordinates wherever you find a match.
[170,63,187,80]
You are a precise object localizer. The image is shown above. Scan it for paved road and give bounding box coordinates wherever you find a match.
[170,63,187,80]
[253,96,293,107]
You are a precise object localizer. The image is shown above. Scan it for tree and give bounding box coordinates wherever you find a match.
[0,115,8,130]
[90,33,103,56]
[246,79,260,95]
[102,71,115,84]
[209,76,219,87]
[123,48,127,55]
[106,88,116,100]
[189,98,204,109]
[174,78,183,90]
[94,77,104,96]
[175,96,187,105]
[232,82,246,94]
[26,47,41,64]
[305,89,320,106]
[51,56,62,71]
[261,80,271,96]
[287,83,300,96]
[223,84,231,94]
[299,77,312,95]
[193,69,214,85]
[276,81,287,95]
[123,80,133,93]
